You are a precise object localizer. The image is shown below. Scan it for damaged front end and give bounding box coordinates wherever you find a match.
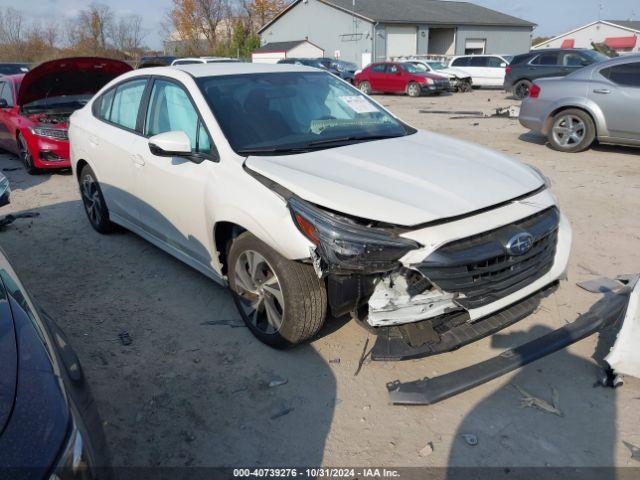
[290,197,563,361]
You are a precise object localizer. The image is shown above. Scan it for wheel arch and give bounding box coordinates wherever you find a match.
[213,221,247,275]
[543,101,604,138]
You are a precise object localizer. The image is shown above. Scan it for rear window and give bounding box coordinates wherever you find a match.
[470,57,489,67]
[600,62,640,87]
[451,57,470,67]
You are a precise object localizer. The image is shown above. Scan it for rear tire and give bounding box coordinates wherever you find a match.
[514,80,532,100]
[358,81,372,95]
[17,134,39,175]
[406,82,422,97]
[228,232,327,348]
[79,164,116,233]
[548,108,596,153]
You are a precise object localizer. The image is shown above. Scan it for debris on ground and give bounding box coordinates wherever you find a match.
[0,212,40,228]
[270,407,294,420]
[200,319,245,328]
[577,277,627,294]
[461,434,478,446]
[268,377,288,388]
[2,167,21,172]
[419,442,434,457]
[118,330,132,346]
[623,441,640,462]
[329,358,341,364]
[354,337,371,377]
[420,105,520,120]
[513,384,563,417]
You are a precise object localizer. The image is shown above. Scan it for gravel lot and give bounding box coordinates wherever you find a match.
[1,89,639,469]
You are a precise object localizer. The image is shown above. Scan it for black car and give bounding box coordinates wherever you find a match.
[504,48,609,99]
[0,177,110,479]
[0,63,29,76]
[136,55,176,69]
[278,57,350,80]
[328,59,357,83]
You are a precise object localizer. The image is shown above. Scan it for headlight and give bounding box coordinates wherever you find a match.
[28,126,69,141]
[49,424,93,480]
[419,77,433,84]
[289,197,420,274]
[527,164,552,188]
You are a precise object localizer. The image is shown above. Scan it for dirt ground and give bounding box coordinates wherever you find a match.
[1,89,640,470]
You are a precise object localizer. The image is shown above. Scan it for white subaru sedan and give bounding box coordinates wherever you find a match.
[69,63,571,356]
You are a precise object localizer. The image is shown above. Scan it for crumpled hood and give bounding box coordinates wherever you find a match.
[438,66,471,78]
[17,57,132,107]
[246,130,544,226]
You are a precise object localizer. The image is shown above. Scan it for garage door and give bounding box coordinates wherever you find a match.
[387,26,417,58]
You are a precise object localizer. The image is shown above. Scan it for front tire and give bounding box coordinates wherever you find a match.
[17,134,39,175]
[406,82,422,97]
[228,232,327,348]
[358,81,372,95]
[548,109,595,153]
[79,164,116,233]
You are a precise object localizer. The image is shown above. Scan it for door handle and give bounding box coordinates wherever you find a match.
[130,154,145,166]
[593,88,611,94]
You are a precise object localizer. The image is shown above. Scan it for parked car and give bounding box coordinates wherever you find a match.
[449,54,512,88]
[0,176,111,478]
[355,62,450,96]
[137,56,175,68]
[0,57,132,173]
[329,59,357,83]
[0,63,29,76]
[171,57,240,66]
[69,63,570,354]
[519,54,640,152]
[505,48,609,99]
[278,57,341,76]
[402,60,472,92]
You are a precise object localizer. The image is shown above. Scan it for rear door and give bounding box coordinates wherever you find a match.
[468,56,490,86]
[485,56,507,86]
[592,61,640,140]
[527,51,562,81]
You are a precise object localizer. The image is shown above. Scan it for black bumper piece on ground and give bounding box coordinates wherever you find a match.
[387,286,632,405]
[371,283,558,361]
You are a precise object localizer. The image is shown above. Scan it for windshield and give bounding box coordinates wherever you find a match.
[426,62,446,70]
[0,64,28,75]
[402,62,427,73]
[23,94,92,113]
[583,50,610,62]
[197,72,410,155]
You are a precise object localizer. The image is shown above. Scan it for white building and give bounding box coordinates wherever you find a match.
[251,39,325,64]
[533,20,640,54]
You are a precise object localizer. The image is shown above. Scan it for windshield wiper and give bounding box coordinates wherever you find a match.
[237,146,315,155]
[308,134,404,147]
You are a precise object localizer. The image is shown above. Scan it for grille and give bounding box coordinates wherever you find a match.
[417,207,560,309]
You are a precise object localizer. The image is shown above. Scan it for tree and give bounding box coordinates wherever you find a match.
[69,3,114,53]
[168,0,231,54]
[110,15,147,56]
[531,36,552,47]
[246,0,289,29]
[0,7,25,46]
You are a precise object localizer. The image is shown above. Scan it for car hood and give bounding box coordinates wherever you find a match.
[436,66,471,78]
[245,130,544,226]
[17,57,132,107]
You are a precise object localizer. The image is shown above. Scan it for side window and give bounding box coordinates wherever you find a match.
[0,82,13,107]
[600,63,640,87]
[110,79,147,130]
[371,64,386,73]
[563,53,585,67]
[487,57,504,68]
[451,57,470,67]
[470,57,489,67]
[144,79,212,154]
[94,88,116,121]
[531,53,560,66]
[388,64,399,74]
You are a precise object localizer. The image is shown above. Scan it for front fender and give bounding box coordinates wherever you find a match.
[542,97,608,137]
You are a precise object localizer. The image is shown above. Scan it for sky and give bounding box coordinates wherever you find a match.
[2,0,639,51]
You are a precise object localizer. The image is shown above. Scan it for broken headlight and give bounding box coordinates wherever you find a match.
[289,197,420,274]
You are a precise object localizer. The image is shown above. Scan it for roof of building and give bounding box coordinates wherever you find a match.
[606,20,640,32]
[253,40,309,53]
[259,0,535,33]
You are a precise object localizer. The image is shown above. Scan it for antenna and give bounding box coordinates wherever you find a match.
[598,1,604,20]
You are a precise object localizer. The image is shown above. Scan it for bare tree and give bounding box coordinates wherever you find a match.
[168,0,231,54]
[109,15,146,55]
[0,7,25,45]
[71,2,114,52]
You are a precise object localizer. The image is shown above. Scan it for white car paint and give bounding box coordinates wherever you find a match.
[69,62,571,331]
[605,276,640,379]
[449,55,511,87]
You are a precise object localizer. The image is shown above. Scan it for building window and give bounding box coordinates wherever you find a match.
[465,38,486,55]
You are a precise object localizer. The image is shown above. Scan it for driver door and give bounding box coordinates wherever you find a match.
[134,77,217,270]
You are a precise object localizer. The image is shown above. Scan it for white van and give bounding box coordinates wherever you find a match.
[449,55,512,88]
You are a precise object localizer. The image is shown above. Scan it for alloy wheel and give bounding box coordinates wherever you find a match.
[552,115,586,148]
[81,174,103,226]
[18,137,34,170]
[233,250,284,334]
[408,83,421,97]
[359,82,371,95]
[515,82,530,99]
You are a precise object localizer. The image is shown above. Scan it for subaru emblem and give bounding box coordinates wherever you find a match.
[506,232,534,256]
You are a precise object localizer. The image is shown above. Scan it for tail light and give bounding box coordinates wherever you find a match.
[505,66,512,76]
[529,84,541,98]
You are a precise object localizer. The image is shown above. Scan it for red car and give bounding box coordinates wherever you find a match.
[0,57,132,174]
[355,61,450,97]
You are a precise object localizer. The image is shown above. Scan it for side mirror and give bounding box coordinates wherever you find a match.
[148,131,192,157]
[0,99,8,109]
[500,62,507,68]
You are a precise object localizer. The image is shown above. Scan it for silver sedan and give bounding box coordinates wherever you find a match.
[519,54,640,152]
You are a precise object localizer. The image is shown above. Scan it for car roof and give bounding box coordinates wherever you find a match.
[151,62,322,78]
